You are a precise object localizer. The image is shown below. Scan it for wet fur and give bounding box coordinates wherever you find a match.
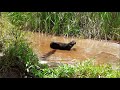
[50,41,76,50]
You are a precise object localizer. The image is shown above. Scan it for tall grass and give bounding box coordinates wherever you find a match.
[3,12,120,41]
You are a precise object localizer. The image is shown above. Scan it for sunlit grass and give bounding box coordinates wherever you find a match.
[32,60,120,78]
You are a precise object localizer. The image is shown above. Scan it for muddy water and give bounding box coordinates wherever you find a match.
[26,32,120,66]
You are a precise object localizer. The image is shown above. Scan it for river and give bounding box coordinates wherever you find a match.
[25,31,120,67]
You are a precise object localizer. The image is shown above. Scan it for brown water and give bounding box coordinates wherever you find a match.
[26,32,120,67]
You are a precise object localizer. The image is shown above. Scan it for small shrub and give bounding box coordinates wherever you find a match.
[0,29,40,78]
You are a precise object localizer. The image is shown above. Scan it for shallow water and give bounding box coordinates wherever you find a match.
[26,32,120,66]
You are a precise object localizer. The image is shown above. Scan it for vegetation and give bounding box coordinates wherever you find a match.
[31,60,120,78]
[0,12,120,78]
[0,17,40,77]
[3,12,120,41]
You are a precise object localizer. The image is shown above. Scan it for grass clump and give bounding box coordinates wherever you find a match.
[0,14,48,78]
[0,27,40,78]
[33,60,120,78]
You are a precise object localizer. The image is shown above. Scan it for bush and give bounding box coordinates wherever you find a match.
[0,29,40,78]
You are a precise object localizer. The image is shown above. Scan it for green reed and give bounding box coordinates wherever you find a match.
[3,12,120,41]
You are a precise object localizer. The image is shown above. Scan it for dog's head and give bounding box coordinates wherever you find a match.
[68,41,76,49]
[69,40,76,45]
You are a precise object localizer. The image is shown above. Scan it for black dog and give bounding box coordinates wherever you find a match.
[50,40,76,50]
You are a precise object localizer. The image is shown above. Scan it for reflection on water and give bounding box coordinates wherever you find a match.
[26,32,120,66]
